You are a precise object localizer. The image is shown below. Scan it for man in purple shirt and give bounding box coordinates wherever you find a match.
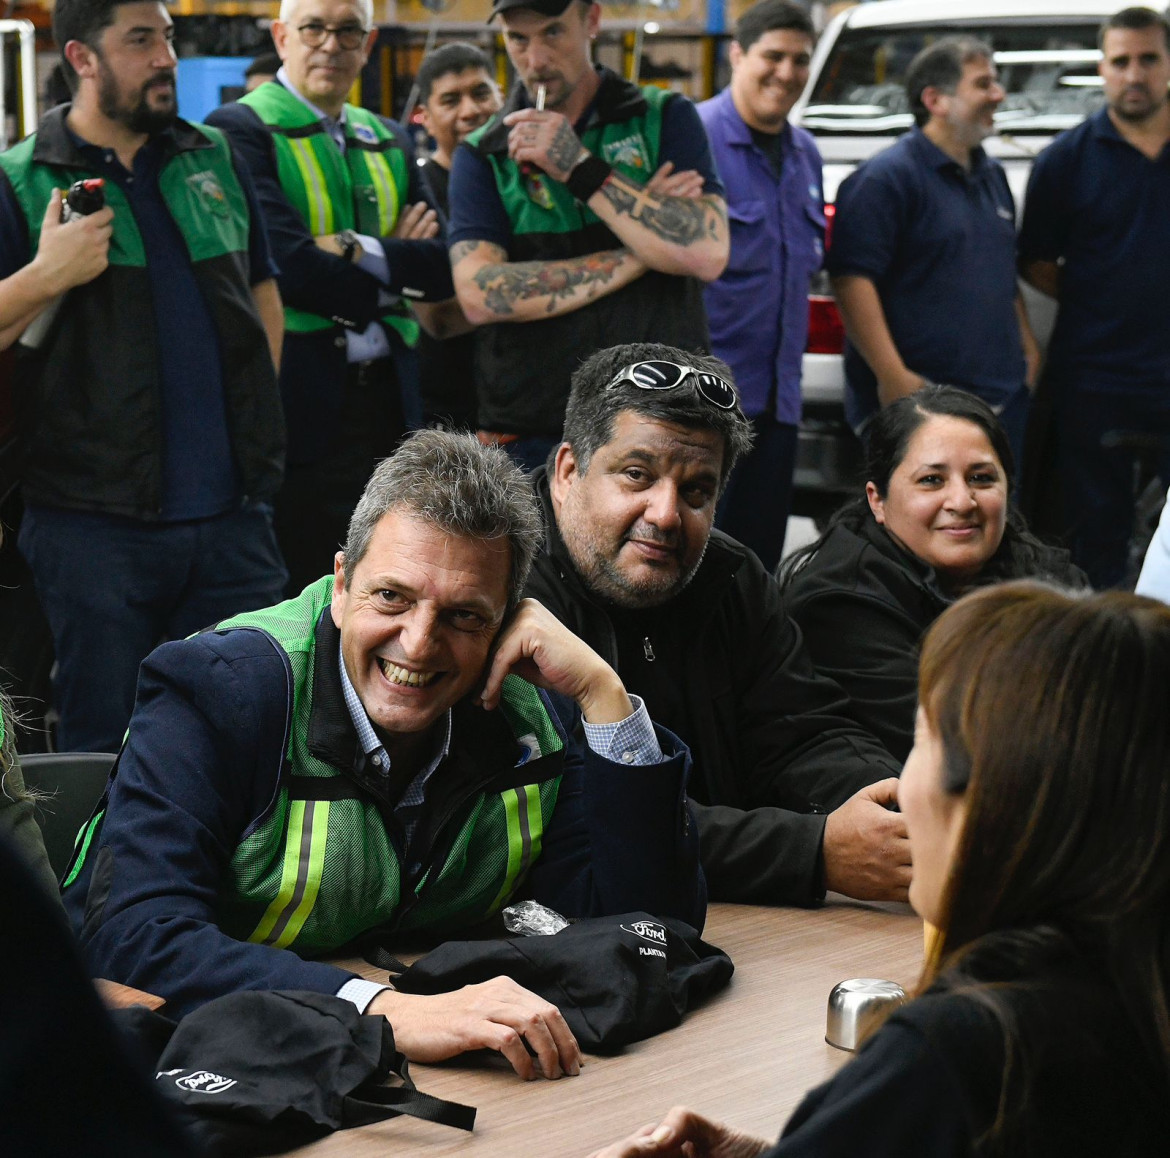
[699,0,823,571]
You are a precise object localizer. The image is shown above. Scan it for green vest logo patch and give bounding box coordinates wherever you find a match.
[602,132,650,172]
[187,169,230,218]
[526,173,556,210]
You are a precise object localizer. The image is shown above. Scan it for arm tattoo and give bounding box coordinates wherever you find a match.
[599,176,723,246]
[449,240,479,265]
[473,251,626,316]
[548,121,583,176]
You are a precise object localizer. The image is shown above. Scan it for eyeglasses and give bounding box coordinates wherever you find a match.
[295,21,369,50]
[605,360,739,411]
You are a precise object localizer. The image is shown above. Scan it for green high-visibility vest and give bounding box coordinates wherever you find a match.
[63,577,566,952]
[216,578,563,951]
[239,82,418,346]
[466,82,670,253]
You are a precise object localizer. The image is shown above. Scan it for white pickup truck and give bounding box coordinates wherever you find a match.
[788,0,1130,520]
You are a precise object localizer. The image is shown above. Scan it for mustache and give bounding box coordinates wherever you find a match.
[624,522,679,549]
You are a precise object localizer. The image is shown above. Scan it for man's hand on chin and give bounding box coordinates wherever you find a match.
[478,597,634,724]
[367,977,583,1080]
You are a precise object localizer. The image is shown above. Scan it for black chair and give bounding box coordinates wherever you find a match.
[18,752,116,878]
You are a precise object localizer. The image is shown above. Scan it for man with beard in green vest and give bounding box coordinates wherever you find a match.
[0,0,287,753]
[207,0,462,594]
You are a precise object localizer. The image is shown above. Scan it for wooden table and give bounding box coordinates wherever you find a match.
[293,899,923,1157]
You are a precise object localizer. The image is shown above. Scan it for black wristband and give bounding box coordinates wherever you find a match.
[565,155,613,202]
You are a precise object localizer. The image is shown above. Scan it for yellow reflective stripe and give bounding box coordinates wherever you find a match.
[246,800,330,949]
[365,151,399,234]
[269,801,330,949]
[488,788,526,913]
[289,139,333,235]
[248,800,307,944]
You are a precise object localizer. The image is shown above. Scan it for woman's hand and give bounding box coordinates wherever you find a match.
[586,1107,772,1158]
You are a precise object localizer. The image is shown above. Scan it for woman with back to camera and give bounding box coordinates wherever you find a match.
[588,582,1170,1157]
[0,685,57,897]
[780,385,1083,763]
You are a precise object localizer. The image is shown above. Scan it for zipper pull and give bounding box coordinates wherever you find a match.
[642,637,655,663]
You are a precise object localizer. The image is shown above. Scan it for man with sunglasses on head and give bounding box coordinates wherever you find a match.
[446,0,729,472]
[525,342,912,907]
[206,0,459,595]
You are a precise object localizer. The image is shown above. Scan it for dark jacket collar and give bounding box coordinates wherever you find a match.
[855,514,954,606]
[477,66,648,156]
[32,103,214,168]
[907,124,991,177]
[307,607,360,772]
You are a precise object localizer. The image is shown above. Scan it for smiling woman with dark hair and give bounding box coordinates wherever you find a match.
[588,582,1170,1157]
[779,385,1084,762]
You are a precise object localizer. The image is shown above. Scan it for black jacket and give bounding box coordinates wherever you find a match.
[772,954,1167,1155]
[526,472,902,905]
[783,517,1085,763]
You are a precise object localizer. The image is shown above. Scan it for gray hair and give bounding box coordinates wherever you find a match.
[560,342,754,489]
[278,0,373,27]
[906,36,993,127]
[342,429,543,609]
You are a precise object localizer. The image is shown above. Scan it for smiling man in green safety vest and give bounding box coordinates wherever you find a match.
[207,0,462,596]
[63,429,705,1082]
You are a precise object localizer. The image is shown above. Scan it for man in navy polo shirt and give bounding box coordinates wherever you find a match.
[1019,6,1170,589]
[828,37,1039,467]
[0,0,287,751]
[698,0,823,572]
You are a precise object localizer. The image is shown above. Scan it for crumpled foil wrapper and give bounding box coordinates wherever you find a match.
[501,899,570,936]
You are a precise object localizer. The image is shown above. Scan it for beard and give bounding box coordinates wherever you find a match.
[561,515,707,610]
[97,57,177,135]
[1110,86,1166,124]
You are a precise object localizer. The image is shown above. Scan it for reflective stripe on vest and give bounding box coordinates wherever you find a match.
[238,82,416,345]
[248,799,331,948]
[490,783,544,912]
[216,577,564,952]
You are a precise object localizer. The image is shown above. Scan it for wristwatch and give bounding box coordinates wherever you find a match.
[335,229,359,262]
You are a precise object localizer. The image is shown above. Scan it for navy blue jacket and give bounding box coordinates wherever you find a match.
[63,613,703,1016]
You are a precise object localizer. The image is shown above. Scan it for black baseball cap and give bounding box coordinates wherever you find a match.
[489,0,576,19]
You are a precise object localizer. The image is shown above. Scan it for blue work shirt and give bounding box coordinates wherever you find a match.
[1019,107,1170,393]
[697,89,824,424]
[0,123,277,521]
[827,128,1024,431]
